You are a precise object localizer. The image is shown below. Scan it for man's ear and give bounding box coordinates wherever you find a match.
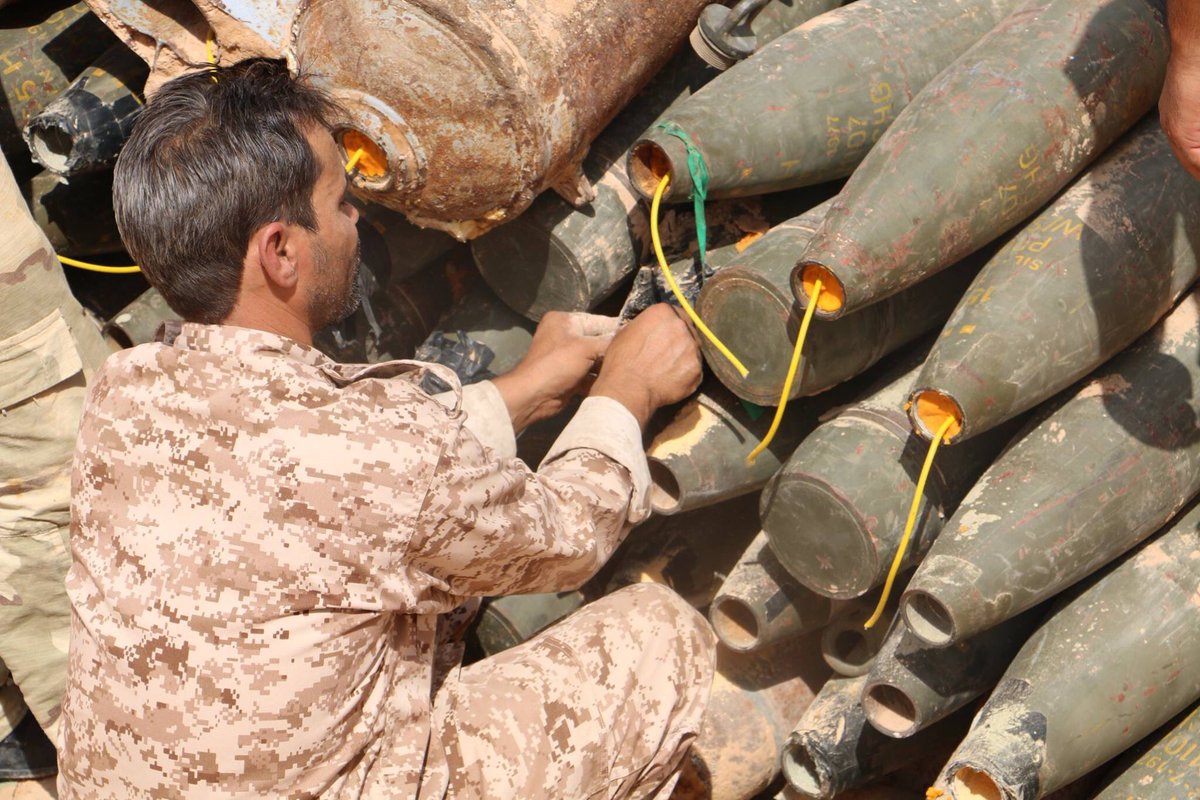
[251,221,300,291]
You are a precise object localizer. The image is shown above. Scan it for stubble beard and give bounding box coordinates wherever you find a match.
[310,239,363,330]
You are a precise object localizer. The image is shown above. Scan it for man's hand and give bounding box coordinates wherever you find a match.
[1162,0,1200,180]
[491,311,618,431]
[591,304,703,429]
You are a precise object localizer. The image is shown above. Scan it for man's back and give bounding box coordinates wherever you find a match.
[61,324,457,798]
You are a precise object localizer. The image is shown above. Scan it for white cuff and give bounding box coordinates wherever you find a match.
[434,381,517,459]
[541,396,651,524]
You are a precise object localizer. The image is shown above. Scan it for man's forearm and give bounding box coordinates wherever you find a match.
[1170,0,1200,60]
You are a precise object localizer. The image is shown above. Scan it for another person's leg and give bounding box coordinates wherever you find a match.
[437,582,715,800]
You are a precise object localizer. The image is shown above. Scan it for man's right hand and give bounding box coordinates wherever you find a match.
[591,304,703,429]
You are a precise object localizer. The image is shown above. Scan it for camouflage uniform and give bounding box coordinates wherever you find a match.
[60,323,715,799]
[0,156,111,742]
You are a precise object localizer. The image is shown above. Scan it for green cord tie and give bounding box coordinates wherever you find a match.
[655,121,710,271]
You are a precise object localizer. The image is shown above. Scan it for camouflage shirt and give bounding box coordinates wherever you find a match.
[59,323,650,799]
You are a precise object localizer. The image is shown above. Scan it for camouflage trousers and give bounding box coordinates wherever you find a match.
[435,583,716,800]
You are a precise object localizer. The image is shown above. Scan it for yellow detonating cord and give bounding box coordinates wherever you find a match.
[58,255,140,274]
[745,280,822,465]
[206,30,219,82]
[864,415,955,629]
[344,148,365,174]
[651,174,748,378]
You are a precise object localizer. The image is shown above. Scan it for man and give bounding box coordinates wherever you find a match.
[1161,0,1200,176]
[59,58,715,799]
[0,154,113,781]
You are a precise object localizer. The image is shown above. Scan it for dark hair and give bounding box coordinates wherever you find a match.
[113,58,342,323]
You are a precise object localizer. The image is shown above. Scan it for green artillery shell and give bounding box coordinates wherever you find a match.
[629,0,1022,204]
[469,591,586,658]
[760,348,1016,599]
[782,674,972,798]
[792,0,1167,320]
[901,292,1200,648]
[688,0,842,70]
[1093,702,1200,800]
[677,632,831,800]
[646,376,853,515]
[102,287,177,349]
[819,584,905,678]
[861,608,1039,739]
[0,1,116,174]
[909,118,1200,444]
[424,282,535,377]
[709,531,849,653]
[356,199,459,285]
[26,168,123,256]
[23,42,147,175]
[941,503,1200,800]
[698,202,987,407]
[606,493,763,610]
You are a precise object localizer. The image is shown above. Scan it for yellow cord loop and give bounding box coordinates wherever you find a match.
[58,255,140,274]
[344,148,365,174]
[651,174,748,378]
[745,280,822,465]
[864,415,955,629]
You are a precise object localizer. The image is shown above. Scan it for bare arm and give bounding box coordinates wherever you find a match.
[1161,0,1200,179]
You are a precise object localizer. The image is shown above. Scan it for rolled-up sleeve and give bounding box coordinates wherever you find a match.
[409,396,649,598]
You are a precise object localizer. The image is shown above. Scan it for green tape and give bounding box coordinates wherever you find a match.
[656,122,710,270]
[740,399,766,421]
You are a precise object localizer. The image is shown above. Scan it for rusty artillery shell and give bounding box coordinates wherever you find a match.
[646,376,853,516]
[1093,702,1200,800]
[782,674,972,799]
[819,585,904,678]
[709,531,849,653]
[861,608,1039,740]
[688,0,842,70]
[909,118,1200,445]
[0,1,116,174]
[606,493,762,610]
[760,348,1016,599]
[791,0,1167,321]
[940,502,1200,800]
[630,0,1021,205]
[676,632,831,800]
[26,168,123,256]
[901,293,1200,649]
[23,42,146,176]
[698,202,988,406]
[468,48,716,321]
[102,287,176,349]
[469,591,586,658]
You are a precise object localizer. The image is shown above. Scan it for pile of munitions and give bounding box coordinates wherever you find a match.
[5,0,1200,797]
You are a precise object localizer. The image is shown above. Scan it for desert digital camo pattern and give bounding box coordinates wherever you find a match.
[0,153,112,741]
[60,322,712,798]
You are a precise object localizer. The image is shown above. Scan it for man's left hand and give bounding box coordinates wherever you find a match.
[491,311,618,431]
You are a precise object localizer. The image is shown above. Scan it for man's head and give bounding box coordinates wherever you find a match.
[113,58,361,333]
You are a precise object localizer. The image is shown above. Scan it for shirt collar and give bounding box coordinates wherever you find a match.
[171,322,335,369]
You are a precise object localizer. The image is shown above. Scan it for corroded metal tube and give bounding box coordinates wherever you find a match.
[470,591,586,658]
[782,674,971,799]
[861,608,1040,739]
[26,169,123,256]
[631,0,1021,204]
[24,42,147,176]
[1093,702,1200,799]
[792,0,1167,320]
[819,587,903,678]
[941,502,1200,800]
[708,531,848,653]
[678,633,830,800]
[907,117,1200,444]
[102,287,176,349]
[901,292,1200,648]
